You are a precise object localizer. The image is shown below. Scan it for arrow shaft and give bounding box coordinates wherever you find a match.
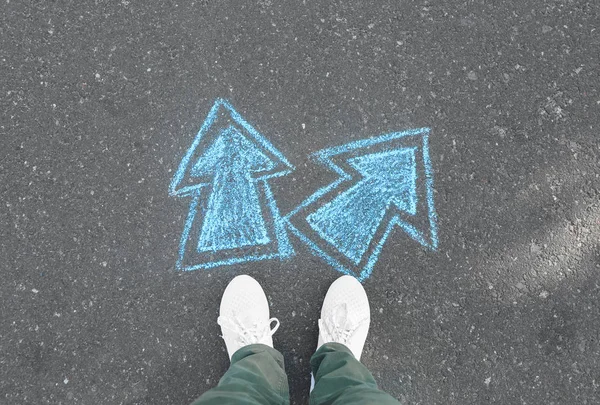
[306,179,388,265]
[197,169,269,252]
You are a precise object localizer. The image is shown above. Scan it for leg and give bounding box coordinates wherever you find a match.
[309,343,400,405]
[192,344,289,405]
[190,275,288,405]
[309,275,401,405]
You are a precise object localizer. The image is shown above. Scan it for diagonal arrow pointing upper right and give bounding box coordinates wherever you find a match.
[285,128,438,282]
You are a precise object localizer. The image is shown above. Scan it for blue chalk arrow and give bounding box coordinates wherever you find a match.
[286,129,438,281]
[306,148,417,265]
[170,99,294,271]
[192,126,275,252]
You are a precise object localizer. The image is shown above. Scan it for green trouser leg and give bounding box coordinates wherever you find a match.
[191,344,289,405]
[310,343,401,405]
[192,342,399,405]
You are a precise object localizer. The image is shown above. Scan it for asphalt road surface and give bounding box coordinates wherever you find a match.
[2,1,600,404]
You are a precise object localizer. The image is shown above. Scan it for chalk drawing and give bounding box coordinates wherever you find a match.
[170,99,294,271]
[169,100,438,280]
[286,129,438,281]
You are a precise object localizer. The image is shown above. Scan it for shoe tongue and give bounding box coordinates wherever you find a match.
[335,302,348,320]
[236,313,269,337]
[237,312,255,325]
[330,303,354,330]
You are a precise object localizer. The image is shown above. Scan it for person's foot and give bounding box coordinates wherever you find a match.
[217,275,280,359]
[317,275,370,360]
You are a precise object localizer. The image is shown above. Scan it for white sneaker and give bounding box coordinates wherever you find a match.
[317,275,370,360]
[217,275,280,359]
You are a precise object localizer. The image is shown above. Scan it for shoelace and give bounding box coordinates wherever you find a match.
[318,303,368,345]
[217,316,280,346]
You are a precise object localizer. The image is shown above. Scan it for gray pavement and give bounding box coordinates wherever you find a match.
[1,1,600,404]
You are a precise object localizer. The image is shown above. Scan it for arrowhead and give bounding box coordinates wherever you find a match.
[170,99,293,196]
[348,148,417,215]
[191,126,276,178]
